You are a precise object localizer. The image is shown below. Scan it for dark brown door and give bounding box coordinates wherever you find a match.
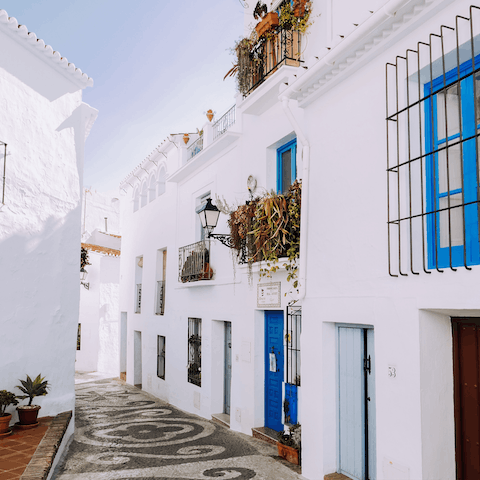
[452,318,480,479]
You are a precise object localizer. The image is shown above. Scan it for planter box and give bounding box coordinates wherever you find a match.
[256,12,279,38]
[277,442,300,465]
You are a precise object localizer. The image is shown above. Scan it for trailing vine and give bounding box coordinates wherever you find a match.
[228,180,301,290]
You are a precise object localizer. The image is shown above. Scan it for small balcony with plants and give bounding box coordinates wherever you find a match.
[178,239,214,283]
[225,0,312,97]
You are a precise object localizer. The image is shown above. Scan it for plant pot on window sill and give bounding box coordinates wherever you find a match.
[255,11,279,37]
[293,0,307,17]
[277,442,300,465]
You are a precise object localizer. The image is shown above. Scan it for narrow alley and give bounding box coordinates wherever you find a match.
[53,378,304,480]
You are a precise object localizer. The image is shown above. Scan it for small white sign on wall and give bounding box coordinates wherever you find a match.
[257,282,281,308]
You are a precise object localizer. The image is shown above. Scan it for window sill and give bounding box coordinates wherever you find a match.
[175,276,242,289]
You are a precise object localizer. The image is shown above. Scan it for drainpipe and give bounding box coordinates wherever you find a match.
[281,96,309,303]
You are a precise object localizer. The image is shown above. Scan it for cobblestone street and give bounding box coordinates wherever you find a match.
[53,378,304,480]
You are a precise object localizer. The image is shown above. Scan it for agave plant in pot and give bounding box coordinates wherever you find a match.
[277,423,301,465]
[16,374,49,427]
[0,390,18,435]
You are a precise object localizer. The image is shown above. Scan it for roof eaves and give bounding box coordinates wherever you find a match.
[0,10,93,89]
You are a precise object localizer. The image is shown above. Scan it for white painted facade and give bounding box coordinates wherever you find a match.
[120,1,480,479]
[0,7,97,441]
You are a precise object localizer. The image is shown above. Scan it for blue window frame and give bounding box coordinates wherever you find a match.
[277,139,296,194]
[425,56,480,269]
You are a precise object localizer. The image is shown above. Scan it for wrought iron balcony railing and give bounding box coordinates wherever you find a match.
[156,280,165,315]
[213,105,236,141]
[178,239,213,283]
[244,27,302,95]
[188,136,203,160]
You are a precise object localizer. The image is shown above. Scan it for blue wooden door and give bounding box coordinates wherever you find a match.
[265,311,284,431]
[338,326,376,480]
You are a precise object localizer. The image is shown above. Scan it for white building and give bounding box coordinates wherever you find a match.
[120,1,480,479]
[76,190,121,376]
[0,7,97,445]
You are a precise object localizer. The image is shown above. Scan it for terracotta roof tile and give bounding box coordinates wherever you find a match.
[81,243,120,257]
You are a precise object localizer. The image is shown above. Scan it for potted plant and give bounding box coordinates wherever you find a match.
[277,423,301,465]
[16,374,49,427]
[0,390,18,435]
[255,11,279,38]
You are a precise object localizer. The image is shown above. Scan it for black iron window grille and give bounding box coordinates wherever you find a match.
[135,283,142,313]
[286,305,301,386]
[156,280,165,315]
[77,324,81,351]
[157,335,166,380]
[213,105,236,141]
[188,318,201,387]
[178,239,213,282]
[386,6,480,276]
[244,26,303,96]
[1,141,6,205]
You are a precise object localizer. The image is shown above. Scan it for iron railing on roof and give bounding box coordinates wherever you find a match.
[156,280,165,315]
[135,283,142,313]
[188,136,204,160]
[213,105,236,141]
[178,239,213,282]
[244,27,302,95]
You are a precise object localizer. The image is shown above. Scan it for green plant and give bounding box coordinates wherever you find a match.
[277,423,301,448]
[81,246,90,270]
[0,390,18,417]
[228,180,301,291]
[16,374,49,406]
[278,1,312,34]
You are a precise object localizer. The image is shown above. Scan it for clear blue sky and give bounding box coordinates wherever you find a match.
[1,1,246,192]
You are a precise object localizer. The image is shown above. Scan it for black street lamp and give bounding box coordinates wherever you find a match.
[80,267,90,290]
[197,198,244,258]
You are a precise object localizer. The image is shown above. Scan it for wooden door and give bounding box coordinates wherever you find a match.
[265,311,284,432]
[453,318,480,479]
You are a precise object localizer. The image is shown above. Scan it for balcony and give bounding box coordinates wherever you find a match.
[188,135,203,160]
[178,240,213,283]
[213,105,236,141]
[240,27,302,96]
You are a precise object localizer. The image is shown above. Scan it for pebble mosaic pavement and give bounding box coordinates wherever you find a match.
[53,379,304,480]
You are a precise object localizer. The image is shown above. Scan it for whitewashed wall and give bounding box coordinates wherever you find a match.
[0,17,96,428]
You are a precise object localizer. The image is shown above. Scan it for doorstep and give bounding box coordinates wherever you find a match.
[251,426,279,446]
[324,474,351,480]
[211,413,230,428]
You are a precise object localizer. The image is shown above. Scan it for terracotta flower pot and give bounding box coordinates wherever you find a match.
[183,133,190,145]
[293,0,307,17]
[206,109,214,122]
[0,413,12,434]
[255,11,279,37]
[277,442,300,465]
[17,405,41,425]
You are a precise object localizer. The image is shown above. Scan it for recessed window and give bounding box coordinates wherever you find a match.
[187,318,201,387]
[155,249,166,315]
[277,139,297,194]
[157,335,166,380]
[135,256,143,313]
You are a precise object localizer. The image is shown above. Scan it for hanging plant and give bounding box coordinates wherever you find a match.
[80,246,90,270]
[228,180,301,289]
[278,1,312,34]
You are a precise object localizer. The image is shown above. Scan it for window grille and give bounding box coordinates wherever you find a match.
[135,283,142,313]
[77,324,81,351]
[157,335,166,379]
[187,318,201,387]
[1,141,6,205]
[156,280,165,315]
[386,6,480,275]
[286,305,301,386]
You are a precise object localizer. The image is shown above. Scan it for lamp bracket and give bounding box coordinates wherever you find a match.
[209,233,247,263]
[81,282,90,290]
